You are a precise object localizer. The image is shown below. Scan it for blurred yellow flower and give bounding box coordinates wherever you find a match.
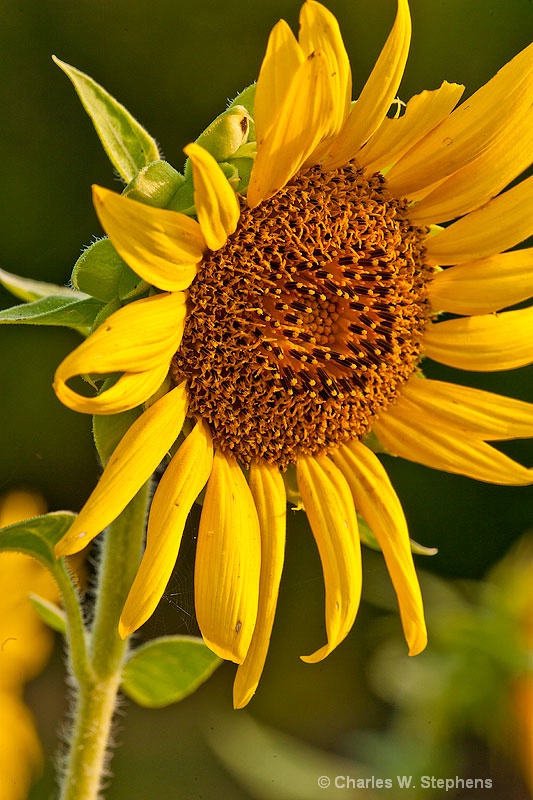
[53,0,532,707]
[0,488,60,799]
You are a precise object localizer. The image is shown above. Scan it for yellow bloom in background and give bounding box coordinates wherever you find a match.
[0,489,60,799]
[53,0,533,707]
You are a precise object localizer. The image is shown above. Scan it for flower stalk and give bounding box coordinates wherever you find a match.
[59,482,150,800]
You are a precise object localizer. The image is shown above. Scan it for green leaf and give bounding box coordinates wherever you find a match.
[0,511,76,571]
[29,594,67,635]
[53,56,161,183]
[0,266,82,303]
[0,295,105,336]
[72,238,147,303]
[122,636,221,708]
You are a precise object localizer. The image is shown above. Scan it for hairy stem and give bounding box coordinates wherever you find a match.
[59,482,150,800]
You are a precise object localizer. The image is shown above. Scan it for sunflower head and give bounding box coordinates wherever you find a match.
[48,0,532,707]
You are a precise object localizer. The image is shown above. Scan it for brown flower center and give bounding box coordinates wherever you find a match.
[171,163,433,468]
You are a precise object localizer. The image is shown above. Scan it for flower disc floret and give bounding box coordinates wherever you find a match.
[171,163,433,468]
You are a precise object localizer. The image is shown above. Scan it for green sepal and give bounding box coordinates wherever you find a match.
[29,594,67,635]
[121,635,221,708]
[186,104,251,172]
[228,83,256,140]
[72,239,147,303]
[166,180,195,216]
[53,56,160,183]
[93,406,142,466]
[227,156,254,193]
[0,295,105,337]
[0,266,81,303]
[90,296,123,332]
[0,511,76,574]
[124,160,185,207]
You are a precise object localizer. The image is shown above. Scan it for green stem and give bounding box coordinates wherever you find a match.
[55,562,92,686]
[59,482,150,800]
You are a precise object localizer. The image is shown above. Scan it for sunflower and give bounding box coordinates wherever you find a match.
[53,0,533,708]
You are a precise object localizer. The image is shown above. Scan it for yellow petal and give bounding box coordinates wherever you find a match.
[373,405,533,485]
[299,0,352,135]
[409,106,533,224]
[428,249,533,315]
[184,142,240,251]
[401,377,533,441]
[296,453,361,663]
[54,382,189,557]
[56,362,170,416]
[54,292,186,414]
[233,460,286,709]
[195,451,261,664]
[247,50,334,208]
[331,441,426,655]
[119,418,213,638]
[423,307,533,371]
[359,82,464,173]
[426,174,533,265]
[386,41,533,197]
[92,185,205,291]
[253,19,305,146]
[324,0,411,170]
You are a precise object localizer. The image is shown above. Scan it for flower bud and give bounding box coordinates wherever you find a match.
[193,105,251,164]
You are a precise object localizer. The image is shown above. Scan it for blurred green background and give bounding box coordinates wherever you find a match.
[1,1,532,798]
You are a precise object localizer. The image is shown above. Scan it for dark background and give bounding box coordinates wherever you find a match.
[1,1,532,798]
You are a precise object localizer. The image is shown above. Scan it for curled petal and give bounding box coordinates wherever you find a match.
[233,460,286,709]
[296,453,361,663]
[92,185,205,291]
[331,441,426,655]
[195,452,261,664]
[54,292,186,414]
[55,382,189,557]
[119,418,213,638]
[325,0,411,169]
[184,142,240,251]
[423,306,533,371]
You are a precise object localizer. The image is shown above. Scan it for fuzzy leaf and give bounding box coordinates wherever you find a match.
[0,295,105,336]
[122,636,221,708]
[0,266,81,303]
[0,512,76,571]
[72,238,147,302]
[53,56,160,182]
